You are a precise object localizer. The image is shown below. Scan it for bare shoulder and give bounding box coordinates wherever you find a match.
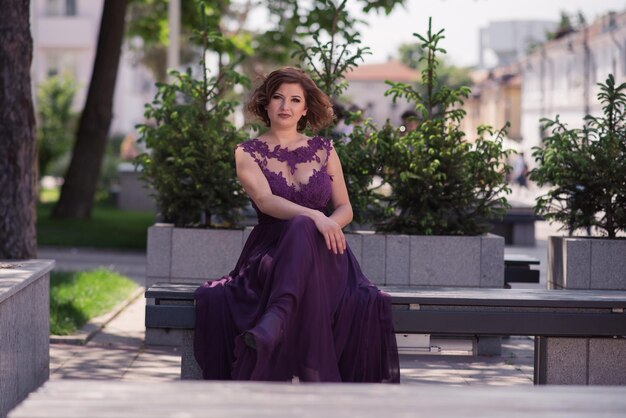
[234,137,260,158]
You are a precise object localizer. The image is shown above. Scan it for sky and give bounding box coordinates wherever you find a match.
[346,0,626,67]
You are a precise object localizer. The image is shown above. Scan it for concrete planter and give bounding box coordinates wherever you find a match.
[548,236,626,290]
[146,224,504,346]
[147,224,504,289]
[0,259,53,417]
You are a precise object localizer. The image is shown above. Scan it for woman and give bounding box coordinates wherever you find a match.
[194,67,400,383]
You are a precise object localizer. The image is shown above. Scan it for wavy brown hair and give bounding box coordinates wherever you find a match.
[246,67,333,132]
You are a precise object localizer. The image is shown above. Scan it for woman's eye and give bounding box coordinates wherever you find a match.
[272,95,282,100]
[292,99,301,103]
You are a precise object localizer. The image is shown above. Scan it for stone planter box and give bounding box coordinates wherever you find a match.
[146,224,504,346]
[548,236,626,290]
[147,224,504,289]
[0,259,53,417]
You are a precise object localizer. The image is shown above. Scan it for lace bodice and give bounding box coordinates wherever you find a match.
[238,136,334,219]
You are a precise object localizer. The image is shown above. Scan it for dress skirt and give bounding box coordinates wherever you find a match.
[194,215,400,382]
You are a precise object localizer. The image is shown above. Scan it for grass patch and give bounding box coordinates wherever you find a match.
[37,201,154,250]
[50,268,138,335]
[39,187,60,203]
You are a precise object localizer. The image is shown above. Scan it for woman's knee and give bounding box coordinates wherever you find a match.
[287,214,316,231]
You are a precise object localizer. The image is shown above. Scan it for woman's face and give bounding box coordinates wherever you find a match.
[266,83,307,130]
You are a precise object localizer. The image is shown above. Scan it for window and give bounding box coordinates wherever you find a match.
[65,0,77,16]
[45,0,77,16]
[45,0,63,16]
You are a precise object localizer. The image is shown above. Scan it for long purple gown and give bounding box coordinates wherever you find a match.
[194,136,400,382]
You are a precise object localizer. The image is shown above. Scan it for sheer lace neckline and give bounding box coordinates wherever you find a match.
[239,136,334,212]
[246,136,330,174]
[251,136,321,153]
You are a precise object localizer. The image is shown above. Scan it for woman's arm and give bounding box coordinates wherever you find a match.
[325,146,353,229]
[235,146,346,254]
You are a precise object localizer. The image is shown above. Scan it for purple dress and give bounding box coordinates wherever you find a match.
[194,136,400,382]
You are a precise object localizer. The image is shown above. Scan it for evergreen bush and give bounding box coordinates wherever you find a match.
[379,19,512,235]
[135,28,250,227]
[530,74,626,238]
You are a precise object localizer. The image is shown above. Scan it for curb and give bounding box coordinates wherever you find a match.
[50,286,145,345]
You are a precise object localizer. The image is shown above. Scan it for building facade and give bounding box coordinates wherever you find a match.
[479,20,557,69]
[30,0,154,136]
[459,66,522,148]
[520,11,626,156]
[462,11,626,161]
[344,60,420,127]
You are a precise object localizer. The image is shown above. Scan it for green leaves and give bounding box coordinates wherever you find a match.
[36,74,78,179]
[292,0,372,100]
[530,74,626,238]
[135,32,249,228]
[298,13,511,235]
[375,19,512,235]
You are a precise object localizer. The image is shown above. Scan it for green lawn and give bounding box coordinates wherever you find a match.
[50,268,138,335]
[37,200,155,249]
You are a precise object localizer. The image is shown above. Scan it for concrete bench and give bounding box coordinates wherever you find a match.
[490,207,542,246]
[0,260,54,417]
[10,379,626,417]
[145,283,626,385]
[504,254,540,288]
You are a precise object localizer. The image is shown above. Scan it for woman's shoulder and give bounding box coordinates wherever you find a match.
[237,137,268,154]
[235,138,269,165]
[308,135,334,152]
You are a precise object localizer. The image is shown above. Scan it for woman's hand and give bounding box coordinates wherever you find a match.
[312,212,346,255]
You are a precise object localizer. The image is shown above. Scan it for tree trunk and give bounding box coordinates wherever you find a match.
[0,0,37,259]
[52,0,128,219]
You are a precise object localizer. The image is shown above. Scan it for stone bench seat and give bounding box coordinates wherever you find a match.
[0,260,53,417]
[145,283,626,385]
[504,254,540,287]
[10,380,626,418]
[490,206,542,246]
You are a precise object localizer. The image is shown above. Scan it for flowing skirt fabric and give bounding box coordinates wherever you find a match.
[194,215,400,382]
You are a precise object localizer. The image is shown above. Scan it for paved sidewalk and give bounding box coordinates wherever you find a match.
[39,247,146,285]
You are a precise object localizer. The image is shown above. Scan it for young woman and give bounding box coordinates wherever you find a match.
[194,67,399,383]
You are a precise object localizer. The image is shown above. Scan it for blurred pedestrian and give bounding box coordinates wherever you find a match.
[400,109,420,134]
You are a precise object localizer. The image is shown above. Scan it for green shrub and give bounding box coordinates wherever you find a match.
[379,19,512,235]
[530,74,626,238]
[136,30,250,227]
[36,74,77,179]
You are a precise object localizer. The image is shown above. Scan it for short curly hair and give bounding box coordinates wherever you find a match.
[246,67,334,131]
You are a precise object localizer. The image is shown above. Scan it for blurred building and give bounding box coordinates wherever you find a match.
[479,20,557,69]
[520,10,626,156]
[344,60,420,127]
[460,65,522,148]
[30,0,155,135]
[462,11,626,161]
